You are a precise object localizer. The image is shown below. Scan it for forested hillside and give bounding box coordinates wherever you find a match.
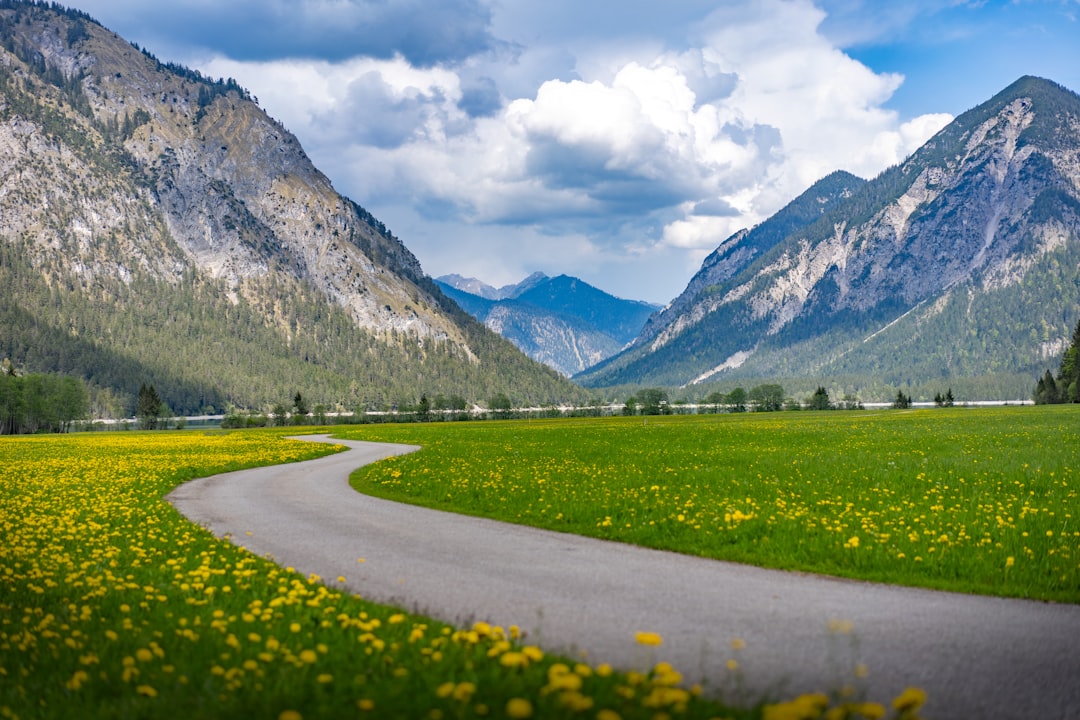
[580,76,1080,400]
[0,1,585,414]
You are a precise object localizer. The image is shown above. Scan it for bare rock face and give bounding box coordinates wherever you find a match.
[580,77,1080,393]
[1,5,464,345]
[436,274,657,377]
[0,4,588,411]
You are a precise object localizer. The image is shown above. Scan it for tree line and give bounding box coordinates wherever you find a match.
[0,364,88,434]
[1034,318,1080,404]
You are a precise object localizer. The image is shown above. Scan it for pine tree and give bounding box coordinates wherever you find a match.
[809,386,831,410]
[136,383,162,429]
[1034,370,1059,405]
[1058,319,1080,402]
[1035,319,1080,404]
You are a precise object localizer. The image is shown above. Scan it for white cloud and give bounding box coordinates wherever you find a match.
[189,0,954,299]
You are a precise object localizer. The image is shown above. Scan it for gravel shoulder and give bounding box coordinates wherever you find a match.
[166,435,1080,720]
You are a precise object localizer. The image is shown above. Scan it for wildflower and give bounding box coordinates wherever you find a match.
[763,693,829,720]
[634,631,663,646]
[853,702,886,719]
[278,711,302,720]
[65,670,89,690]
[505,697,533,718]
[499,651,528,668]
[892,687,927,713]
[652,662,681,686]
[135,685,158,698]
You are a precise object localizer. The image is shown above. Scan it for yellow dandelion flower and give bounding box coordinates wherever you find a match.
[634,631,663,646]
[892,687,927,713]
[278,711,302,720]
[135,685,158,698]
[505,698,533,719]
[499,651,528,668]
[522,645,544,662]
[853,702,886,719]
[65,670,89,691]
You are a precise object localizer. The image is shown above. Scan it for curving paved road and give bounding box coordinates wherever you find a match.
[167,436,1080,720]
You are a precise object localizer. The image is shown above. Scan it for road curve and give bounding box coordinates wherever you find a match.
[166,435,1080,720]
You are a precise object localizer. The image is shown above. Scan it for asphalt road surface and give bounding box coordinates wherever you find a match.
[166,436,1080,720]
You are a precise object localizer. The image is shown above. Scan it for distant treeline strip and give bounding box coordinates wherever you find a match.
[0,369,88,434]
[1034,318,1080,404]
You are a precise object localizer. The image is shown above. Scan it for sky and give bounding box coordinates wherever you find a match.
[64,0,1080,304]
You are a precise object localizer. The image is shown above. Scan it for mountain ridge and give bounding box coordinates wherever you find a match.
[0,1,585,413]
[578,75,1080,399]
[436,273,658,376]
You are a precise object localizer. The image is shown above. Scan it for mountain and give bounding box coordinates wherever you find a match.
[436,273,659,376]
[578,76,1080,399]
[437,272,548,301]
[633,171,865,348]
[0,1,585,414]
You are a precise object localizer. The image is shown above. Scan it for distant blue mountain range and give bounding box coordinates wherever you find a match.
[436,273,659,377]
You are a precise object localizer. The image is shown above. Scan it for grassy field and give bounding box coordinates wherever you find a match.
[343,406,1080,604]
[0,429,930,720]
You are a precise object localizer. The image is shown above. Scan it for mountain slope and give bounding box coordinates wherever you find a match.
[0,1,584,413]
[436,274,658,376]
[578,76,1080,398]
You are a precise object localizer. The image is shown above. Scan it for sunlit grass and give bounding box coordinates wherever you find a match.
[344,406,1080,603]
[1,428,927,719]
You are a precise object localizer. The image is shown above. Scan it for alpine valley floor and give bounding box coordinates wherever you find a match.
[168,435,1080,720]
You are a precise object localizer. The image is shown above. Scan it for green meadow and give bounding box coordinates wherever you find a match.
[5,405,1075,720]
[343,406,1080,604]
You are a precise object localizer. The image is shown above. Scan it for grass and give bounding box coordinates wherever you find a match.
[0,428,930,720]
[342,406,1080,604]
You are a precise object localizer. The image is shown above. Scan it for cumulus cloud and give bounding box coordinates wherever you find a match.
[168,0,956,299]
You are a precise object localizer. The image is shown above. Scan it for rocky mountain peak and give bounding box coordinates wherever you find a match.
[579,76,1080,398]
[0,2,582,411]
